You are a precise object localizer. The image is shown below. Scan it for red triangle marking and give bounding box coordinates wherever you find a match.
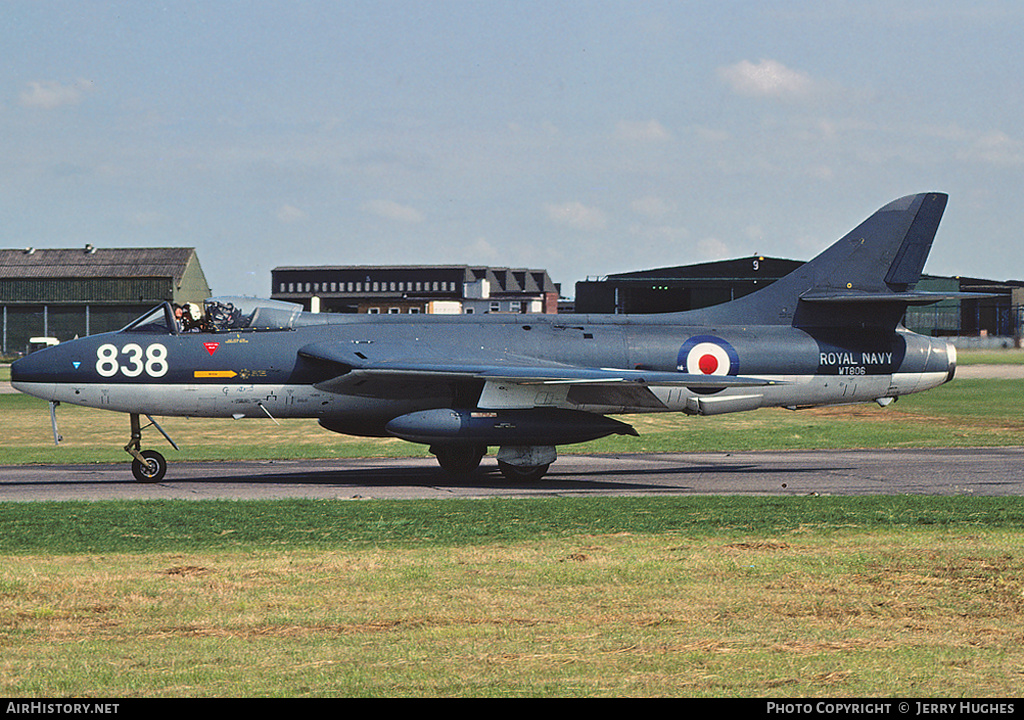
[204,342,219,355]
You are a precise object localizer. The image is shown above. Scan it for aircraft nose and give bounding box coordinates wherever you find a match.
[10,345,60,385]
[10,353,36,383]
[9,345,71,403]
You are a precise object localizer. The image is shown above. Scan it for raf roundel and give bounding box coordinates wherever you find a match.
[677,336,740,377]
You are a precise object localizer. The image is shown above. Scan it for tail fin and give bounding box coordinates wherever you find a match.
[698,192,955,329]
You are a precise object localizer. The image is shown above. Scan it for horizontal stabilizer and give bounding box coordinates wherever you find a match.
[800,290,995,306]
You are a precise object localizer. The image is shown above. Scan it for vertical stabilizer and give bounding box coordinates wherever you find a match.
[884,194,947,290]
[694,193,949,329]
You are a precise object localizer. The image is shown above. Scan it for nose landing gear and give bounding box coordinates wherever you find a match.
[131,449,167,483]
[125,414,179,483]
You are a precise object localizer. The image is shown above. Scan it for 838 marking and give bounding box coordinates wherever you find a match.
[96,343,169,378]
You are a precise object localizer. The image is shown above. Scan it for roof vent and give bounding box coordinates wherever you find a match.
[85,244,96,254]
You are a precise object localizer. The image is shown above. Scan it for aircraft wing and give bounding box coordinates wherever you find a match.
[298,341,780,404]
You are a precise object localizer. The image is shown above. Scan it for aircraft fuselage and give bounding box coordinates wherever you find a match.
[12,309,955,434]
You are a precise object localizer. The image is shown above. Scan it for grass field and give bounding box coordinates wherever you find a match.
[1,496,1023,697]
[1,359,1023,697]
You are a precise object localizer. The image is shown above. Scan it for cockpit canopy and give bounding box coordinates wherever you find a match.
[204,296,303,330]
[121,297,304,334]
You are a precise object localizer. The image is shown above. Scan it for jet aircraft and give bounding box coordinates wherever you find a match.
[12,193,972,482]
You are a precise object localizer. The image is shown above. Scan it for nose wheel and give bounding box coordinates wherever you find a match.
[125,414,178,483]
[132,449,168,483]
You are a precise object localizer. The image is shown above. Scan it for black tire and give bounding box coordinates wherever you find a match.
[497,461,550,482]
[432,444,486,476]
[131,450,167,483]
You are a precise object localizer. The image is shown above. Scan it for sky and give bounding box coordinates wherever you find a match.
[2,1,1023,299]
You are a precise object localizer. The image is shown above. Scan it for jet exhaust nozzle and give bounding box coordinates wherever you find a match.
[385,407,638,446]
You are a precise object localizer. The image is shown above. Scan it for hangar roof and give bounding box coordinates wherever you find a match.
[0,246,198,281]
[605,255,804,281]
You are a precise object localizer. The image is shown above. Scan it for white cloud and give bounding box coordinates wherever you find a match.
[277,204,308,223]
[614,119,673,143]
[625,223,691,258]
[692,125,731,143]
[129,211,171,228]
[19,79,95,109]
[957,130,1024,167]
[697,236,730,261]
[717,59,814,98]
[630,196,677,219]
[362,199,425,224]
[545,201,608,232]
[464,237,503,264]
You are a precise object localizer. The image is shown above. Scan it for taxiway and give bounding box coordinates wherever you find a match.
[1,447,1022,501]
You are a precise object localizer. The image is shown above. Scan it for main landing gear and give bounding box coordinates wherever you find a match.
[125,413,179,483]
[495,460,551,483]
[429,443,556,482]
[430,444,486,477]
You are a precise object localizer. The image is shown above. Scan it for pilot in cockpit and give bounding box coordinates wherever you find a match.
[204,299,245,331]
[175,303,205,332]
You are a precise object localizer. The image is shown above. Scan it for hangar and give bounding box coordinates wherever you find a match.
[575,256,803,315]
[1,246,211,355]
[574,255,1024,339]
[271,265,560,315]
